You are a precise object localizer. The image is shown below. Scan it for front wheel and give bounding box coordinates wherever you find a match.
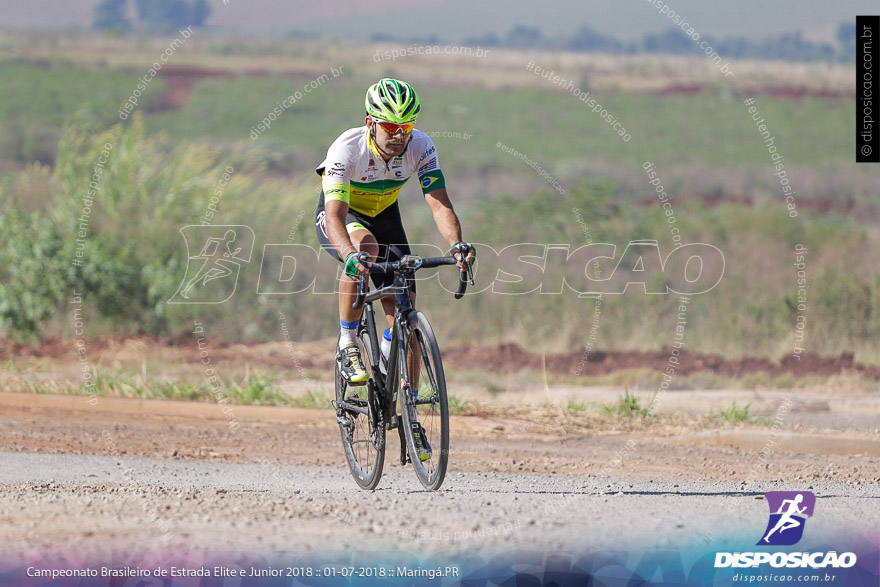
[398,311,449,490]
[335,333,385,490]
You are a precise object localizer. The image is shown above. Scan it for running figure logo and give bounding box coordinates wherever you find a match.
[757,491,816,546]
[168,225,255,304]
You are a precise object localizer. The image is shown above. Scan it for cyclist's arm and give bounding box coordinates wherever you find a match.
[415,134,473,265]
[324,199,358,261]
[424,188,474,266]
[321,160,360,264]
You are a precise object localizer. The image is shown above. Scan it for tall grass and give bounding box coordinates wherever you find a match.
[10,370,292,405]
[1,82,879,362]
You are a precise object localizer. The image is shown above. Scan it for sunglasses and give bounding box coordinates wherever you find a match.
[373,118,415,135]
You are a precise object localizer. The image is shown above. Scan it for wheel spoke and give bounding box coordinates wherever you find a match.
[398,313,449,490]
[335,326,386,490]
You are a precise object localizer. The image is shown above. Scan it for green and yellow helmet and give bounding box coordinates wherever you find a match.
[365,78,420,123]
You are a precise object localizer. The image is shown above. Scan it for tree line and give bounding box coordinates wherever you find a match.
[371,22,857,63]
[93,0,210,34]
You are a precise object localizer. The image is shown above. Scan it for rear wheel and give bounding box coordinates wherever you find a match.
[335,333,384,490]
[398,311,449,490]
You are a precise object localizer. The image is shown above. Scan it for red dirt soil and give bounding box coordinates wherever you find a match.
[444,343,878,379]
[155,65,336,110]
[2,334,876,380]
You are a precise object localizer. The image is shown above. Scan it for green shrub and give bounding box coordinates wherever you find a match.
[717,401,751,423]
[2,101,880,363]
[0,209,73,338]
[602,387,652,417]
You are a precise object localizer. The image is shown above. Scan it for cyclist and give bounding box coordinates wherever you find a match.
[315,78,474,460]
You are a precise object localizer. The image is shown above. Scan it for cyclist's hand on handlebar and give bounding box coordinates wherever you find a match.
[450,241,476,270]
[344,251,371,279]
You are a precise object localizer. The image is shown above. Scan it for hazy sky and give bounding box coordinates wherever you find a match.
[0,0,876,41]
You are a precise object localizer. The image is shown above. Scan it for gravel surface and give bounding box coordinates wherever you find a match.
[2,391,878,560]
[1,452,877,559]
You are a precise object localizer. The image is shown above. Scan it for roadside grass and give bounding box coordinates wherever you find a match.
[6,369,298,406]
[601,387,654,418]
[288,389,333,409]
[227,373,289,405]
[4,366,848,430]
[567,398,590,412]
[750,415,776,427]
[536,368,880,392]
[546,396,604,413]
[448,395,473,414]
[713,401,778,427]
[716,401,752,423]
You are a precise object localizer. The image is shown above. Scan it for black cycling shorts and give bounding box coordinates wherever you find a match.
[315,191,415,293]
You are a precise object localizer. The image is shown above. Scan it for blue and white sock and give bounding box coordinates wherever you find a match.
[339,318,359,350]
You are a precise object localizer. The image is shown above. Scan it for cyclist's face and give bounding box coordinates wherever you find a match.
[367,116,411,157]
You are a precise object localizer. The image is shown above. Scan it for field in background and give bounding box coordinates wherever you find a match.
[1,33,865,200]
[2,32,878,364]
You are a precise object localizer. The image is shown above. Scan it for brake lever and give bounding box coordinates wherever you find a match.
[352,272,366,309]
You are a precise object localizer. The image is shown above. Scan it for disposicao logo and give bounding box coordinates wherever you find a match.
[758,491,815,546]
[168,225,255,304]
[714,491,857,569]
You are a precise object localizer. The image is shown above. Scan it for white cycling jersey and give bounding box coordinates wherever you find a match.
[316,127,446,217]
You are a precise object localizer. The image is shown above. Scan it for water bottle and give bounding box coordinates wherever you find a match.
[379,328,392,375]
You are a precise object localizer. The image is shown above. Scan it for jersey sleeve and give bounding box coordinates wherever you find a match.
[318,140,352,205]
[414,136,446,194]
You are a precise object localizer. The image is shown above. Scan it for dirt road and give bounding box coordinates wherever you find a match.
[1,392,877,559]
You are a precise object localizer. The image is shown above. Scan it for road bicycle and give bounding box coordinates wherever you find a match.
[333,253,474,490]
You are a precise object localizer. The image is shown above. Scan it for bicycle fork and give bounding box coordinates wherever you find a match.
[390,314,418,466]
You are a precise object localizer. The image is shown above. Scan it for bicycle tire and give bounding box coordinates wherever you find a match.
[335,332,385,490]
[398,310,449,490]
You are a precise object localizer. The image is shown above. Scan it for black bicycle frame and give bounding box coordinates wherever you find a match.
[360,269,418,434]
[339,254,473,458]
